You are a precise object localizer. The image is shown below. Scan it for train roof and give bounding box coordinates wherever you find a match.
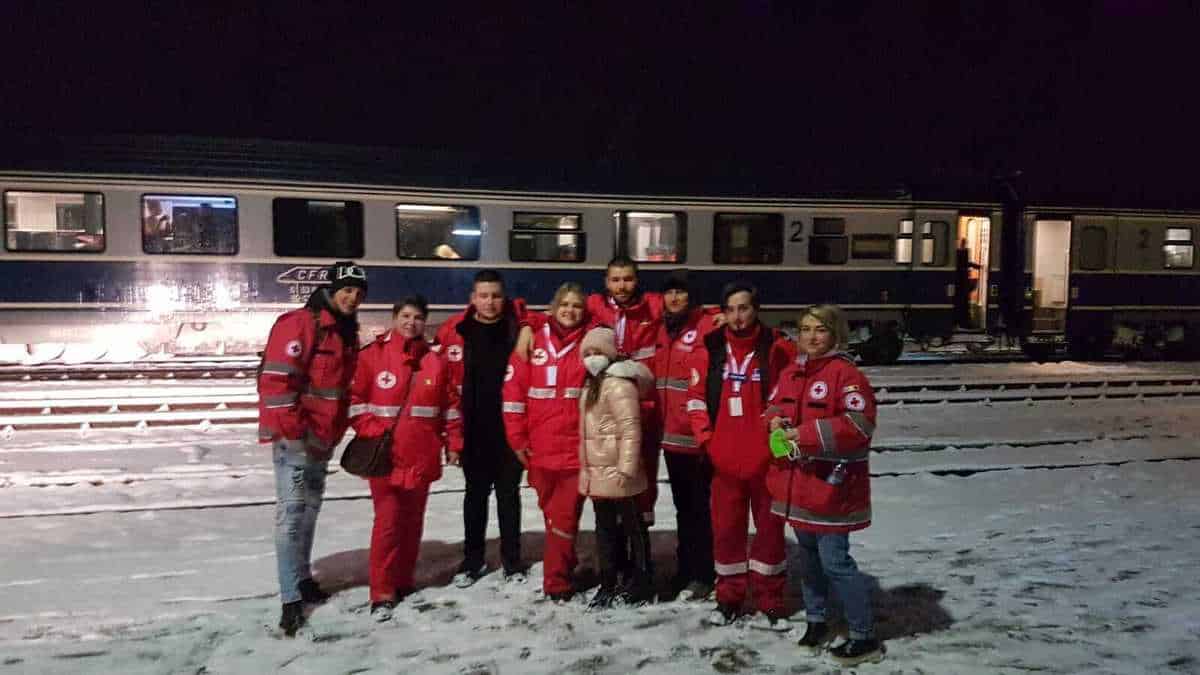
[0,134,1195,212]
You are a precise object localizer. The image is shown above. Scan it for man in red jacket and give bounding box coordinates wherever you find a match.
[686,281,796,630]
[436,270,530,587]
[258,260,365,637]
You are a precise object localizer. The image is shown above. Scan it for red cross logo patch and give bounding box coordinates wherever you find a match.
[285,339,303,358]
[844,392,866,411]
[376,370,397,389]
[809,380,829,400]
[531,348,549,366]
[446,345,463,362]
[682,329,697,345]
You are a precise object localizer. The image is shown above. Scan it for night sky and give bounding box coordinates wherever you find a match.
[2,2,1196,202]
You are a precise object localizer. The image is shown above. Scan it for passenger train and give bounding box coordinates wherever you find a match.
[1,137,1198,364]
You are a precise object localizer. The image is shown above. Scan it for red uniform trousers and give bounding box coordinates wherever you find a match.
[528,467,585,595]
[367,478,430,603]
[710,469,787,612]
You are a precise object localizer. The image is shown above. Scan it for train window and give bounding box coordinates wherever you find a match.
[614,211,687,263]
[396,205,481,260]
[920,221,949,265]
[1078,226,1108,271]
[809,235,848,264]
[1164,226,1194,269]
[273,199,363,258]
[812,217,846,235]
[142,195,238,255]
[510,212,585,262]
[4,190,105,253]
[713,213,783,264]
[895,219,914,263]
[851,233,895,259]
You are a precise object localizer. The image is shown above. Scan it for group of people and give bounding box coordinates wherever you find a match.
[257,258,884,667]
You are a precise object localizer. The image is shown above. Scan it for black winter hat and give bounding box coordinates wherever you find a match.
[328,260,368,295]
[661,269,690,294]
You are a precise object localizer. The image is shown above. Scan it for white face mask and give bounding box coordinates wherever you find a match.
[583,354,611,376]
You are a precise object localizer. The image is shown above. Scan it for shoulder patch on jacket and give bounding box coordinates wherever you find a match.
[843,384,860,393]
[285,340,303,357]
[446,344,463,362]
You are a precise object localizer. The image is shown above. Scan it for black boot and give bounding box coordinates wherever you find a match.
[796,621,830,654]
[298,578,330,604]
[279,601,305,637]
[829,638,884,666]
[622,513,655,606]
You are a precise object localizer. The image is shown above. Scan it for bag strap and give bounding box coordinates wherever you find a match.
[303,307,327,376]
[385,363,423,435]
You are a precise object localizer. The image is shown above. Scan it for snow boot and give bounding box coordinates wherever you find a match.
[279,601,305,637]
[298,578,330,604]
[829,638,884,666]
[796,621,831,655]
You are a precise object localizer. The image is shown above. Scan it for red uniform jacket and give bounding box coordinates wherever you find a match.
[587,291,664,365]
[655,307,721,455]
[763,352,876,534]
[685,324,795,479]
[349,332,463,489]
[501,320,589,471]
[257,305,357,460]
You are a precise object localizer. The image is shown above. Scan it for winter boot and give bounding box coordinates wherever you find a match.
[503,566,529,585]
[796,621,831,655]
[829,638,884,666]
[279,601,305,637]
[298,578,330,604]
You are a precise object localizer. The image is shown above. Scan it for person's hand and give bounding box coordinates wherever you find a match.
[615,472,629,488]
[711,313,727,328]
[514,326,534,361]
[514,448,530,467]
[446,451,461,466]
[784,427,799,441]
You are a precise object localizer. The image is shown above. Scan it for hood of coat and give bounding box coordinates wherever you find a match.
[604,359,655,398]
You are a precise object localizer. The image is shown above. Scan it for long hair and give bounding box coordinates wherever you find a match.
[549,282,585,316]
[584,354,628,411]
[798,304,851,351]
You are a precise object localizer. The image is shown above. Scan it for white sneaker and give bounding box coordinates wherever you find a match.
[453,565,487,588]
[748,611,793,632]
[370,601,395,623]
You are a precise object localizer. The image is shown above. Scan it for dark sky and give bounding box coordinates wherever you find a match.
[2,2,1197,199]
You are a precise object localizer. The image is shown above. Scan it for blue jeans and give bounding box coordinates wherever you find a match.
[273,439,328,603]
[792,529,874,640]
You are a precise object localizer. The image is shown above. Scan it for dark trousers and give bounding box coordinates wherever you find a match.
[593,497,652,599]
[461,446,524,573]
[664,451,715,586]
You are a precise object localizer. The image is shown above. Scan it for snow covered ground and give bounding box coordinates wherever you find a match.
[1,362,1199,674]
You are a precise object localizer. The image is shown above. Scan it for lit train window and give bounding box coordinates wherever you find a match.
[396,205,481,260]
[4,190,104,253]
[713,213,783,264]
[272,198,364,258]
[614,211,687,263]
[142,195,237,255]
[851,234,895,259]
[895,219,914,263]
[1164,226,1194,269]
[1078,226,1108,270]
[509,212,585,263]
[920,221,949,265]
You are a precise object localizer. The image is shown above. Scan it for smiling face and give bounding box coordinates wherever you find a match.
[392,305,427,340]
[798,313,835,358]
[605,265,638,306]
[331,286,365,315]
[553,291,586,329]
[723,291,757,332]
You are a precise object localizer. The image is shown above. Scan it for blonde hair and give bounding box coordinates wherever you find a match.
[549,282,585,313]
[798,304,851,351]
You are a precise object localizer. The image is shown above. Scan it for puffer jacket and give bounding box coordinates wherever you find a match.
[578,360,654,499]
[763,352,877,534]
[349,331,463,489]
[257,291,358,460]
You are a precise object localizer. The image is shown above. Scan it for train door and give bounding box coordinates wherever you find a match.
[956,215,991,329]
[1031,218,1072,334]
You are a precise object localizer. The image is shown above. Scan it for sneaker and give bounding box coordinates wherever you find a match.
[503,568,529,585]
[297,578,330,604]
[279,601,305,637]
[829,638,884,666]
[704,602,742,626]
[676,581,714,603]
[796,621,831,654]
[749,610,793,632]
[370,600,396,623]
[588,587,619,610]
[620,588,654,608]
[453,564,488,589]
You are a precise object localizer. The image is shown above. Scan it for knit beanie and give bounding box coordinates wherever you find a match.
[580,327,618,359]
[328,260,368,295]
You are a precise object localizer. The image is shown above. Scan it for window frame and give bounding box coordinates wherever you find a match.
[895,218,914,264]
[920,220,950,266]
[140,193,239,256]
[1077,225,1108,271]
[1164,225,1195,270]
[613,210,688,264]
[271,197,365,259]
[807,215,848,265]
[712,212,784,265]
[509,211,586,263]
[394,203,482,261]
[3,189,107,254]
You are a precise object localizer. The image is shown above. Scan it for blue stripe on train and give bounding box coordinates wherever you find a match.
[0,261,957,307]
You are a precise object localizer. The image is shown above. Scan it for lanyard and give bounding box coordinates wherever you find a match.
[724,344,756,395]
[608,296,628,354]
[542,323,578,362]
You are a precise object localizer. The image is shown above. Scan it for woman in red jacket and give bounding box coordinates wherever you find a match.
[501,283,590,601]
[764,304,883,667]
[349,295,462,622]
